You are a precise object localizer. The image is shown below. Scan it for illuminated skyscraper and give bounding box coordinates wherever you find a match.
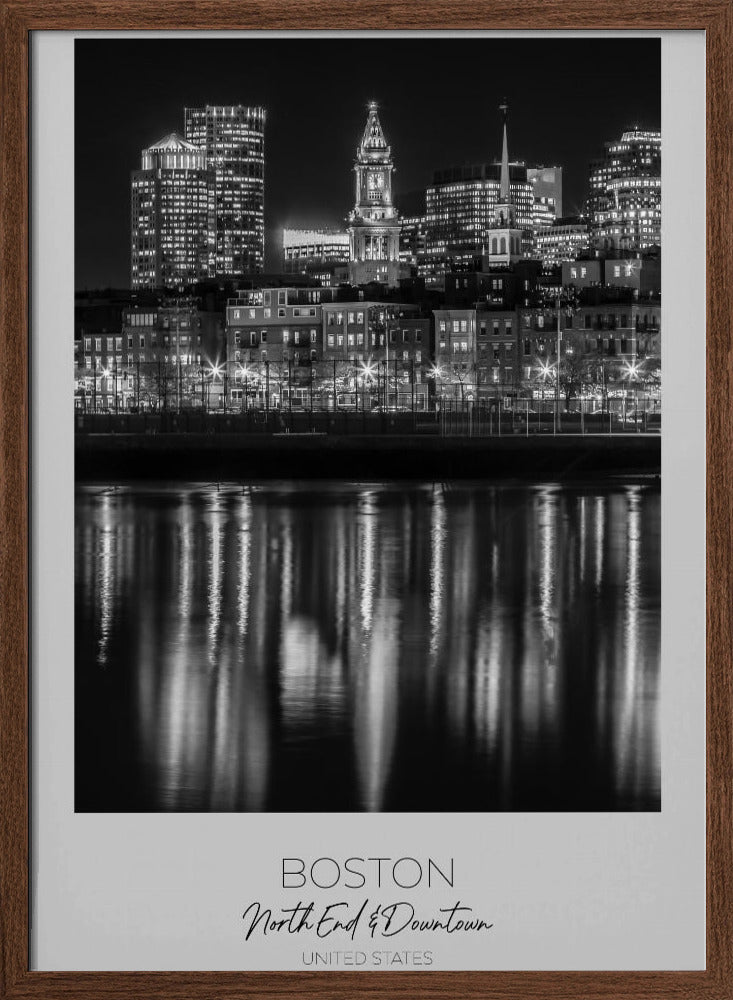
[347,102,403,287]
[534,220,591,267]
[527,166,563,229]
[423,100,536,278]
[130,133,214,290]
[589,128,661,251]
[185,105,266,276]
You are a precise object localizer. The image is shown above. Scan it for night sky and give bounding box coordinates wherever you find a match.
[75,37,661,290]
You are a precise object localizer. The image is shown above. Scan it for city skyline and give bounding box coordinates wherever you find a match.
[75,36,661,289]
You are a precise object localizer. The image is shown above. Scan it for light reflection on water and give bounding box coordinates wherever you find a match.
[75,480,661,812]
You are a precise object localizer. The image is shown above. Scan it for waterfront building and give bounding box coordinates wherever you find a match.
[282,228,351,282]
[433,308,476,387]
[432,285,660,400]
[321,301,428,367]
[184,105,266,276]
[518,298,661,391]
[77,297,224,411]
[225,288,429,408]
[226,285,338,408]
[322,300,430,408]
[588,128,661,252]
[130,133,214,290]
[347,103,403,287]
[433,306,517,396]
[226,286,336,369]
[475,308,518,390]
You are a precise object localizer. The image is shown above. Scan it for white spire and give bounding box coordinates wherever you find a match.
[499,101,510,202]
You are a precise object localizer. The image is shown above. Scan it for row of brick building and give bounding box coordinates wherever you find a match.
[75,261,660,411]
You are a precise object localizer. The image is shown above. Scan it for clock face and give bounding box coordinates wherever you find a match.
[368,173,384,190]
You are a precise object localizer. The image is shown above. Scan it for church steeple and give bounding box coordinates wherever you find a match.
[499,100,510,203]
[485,100,523,266]
[495,100,515,229]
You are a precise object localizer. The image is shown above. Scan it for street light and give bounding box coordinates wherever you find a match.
[238,363,253,412]
[359,359,377,381]
[427,363,445,410]
[206,363,224,412]
[622,360,642,431]
[101,367,111,413]
[358,359,377,410]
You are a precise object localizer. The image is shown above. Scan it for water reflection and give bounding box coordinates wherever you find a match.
[75,480,661,812]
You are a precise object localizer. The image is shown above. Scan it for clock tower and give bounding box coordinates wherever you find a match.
[348,102,402,287]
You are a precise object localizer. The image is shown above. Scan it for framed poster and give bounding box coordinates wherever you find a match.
[1,2,731,998]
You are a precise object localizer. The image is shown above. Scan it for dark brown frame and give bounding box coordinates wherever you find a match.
[1,3,730,997]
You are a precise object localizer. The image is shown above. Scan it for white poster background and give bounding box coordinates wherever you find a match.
[31,30,705,971]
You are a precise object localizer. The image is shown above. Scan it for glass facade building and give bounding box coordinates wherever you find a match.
[130,133,214,290]
[185,105,266,276]
[282,228,351,274]
[589,129,661,252]
[424,162,535,276]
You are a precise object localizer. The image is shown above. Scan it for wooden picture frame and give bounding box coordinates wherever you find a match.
[0,3,730,997]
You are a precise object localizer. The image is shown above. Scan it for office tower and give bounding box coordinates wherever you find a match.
[528,165,563,229]
[424,162,534,276]
[185,105,266,276]
[347,102,402,287]
[589,128,661,251]
[534,219,591,267]
[130,133,214,290]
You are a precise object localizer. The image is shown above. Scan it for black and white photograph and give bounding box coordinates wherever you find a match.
[74,36,662,814]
